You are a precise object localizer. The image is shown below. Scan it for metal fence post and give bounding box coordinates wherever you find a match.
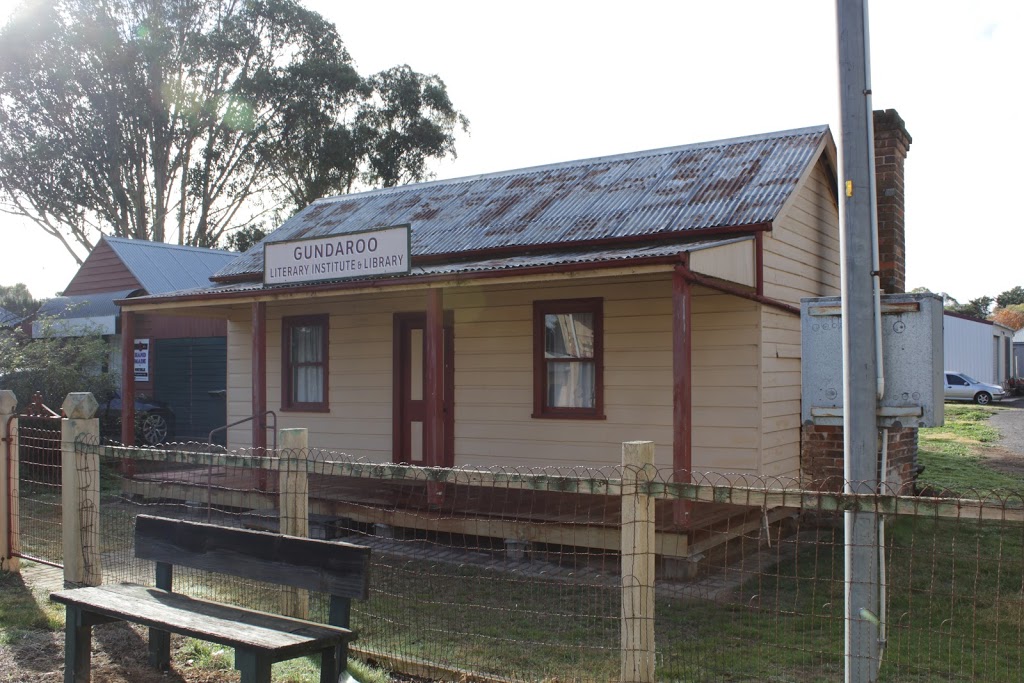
[279,427,309,618]
[1,390,18,572]
[621,440,656,683]
[61,393,100,586]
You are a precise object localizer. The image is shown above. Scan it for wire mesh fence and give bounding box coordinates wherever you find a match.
[13,414,64,567]
[50,438,1024,681]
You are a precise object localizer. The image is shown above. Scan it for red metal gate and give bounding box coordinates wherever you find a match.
[5,393,63,568]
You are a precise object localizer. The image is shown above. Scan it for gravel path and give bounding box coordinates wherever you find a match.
[990,396,1024,456]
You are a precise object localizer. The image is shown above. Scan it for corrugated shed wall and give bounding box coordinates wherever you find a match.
[943,315,1012,384]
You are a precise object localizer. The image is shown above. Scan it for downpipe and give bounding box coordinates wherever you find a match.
[866,71,888,676]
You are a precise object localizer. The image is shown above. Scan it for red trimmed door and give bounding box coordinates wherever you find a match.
[393,313,454,466]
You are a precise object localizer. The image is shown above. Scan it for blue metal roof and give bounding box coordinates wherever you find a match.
[37,289,137,319]
[0,305,22,327]
[103,237,237,294]
[216,125,831,281]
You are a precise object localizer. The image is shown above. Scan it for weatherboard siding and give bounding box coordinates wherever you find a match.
[756,161,840,479]
[62,241,142,295]
[135,313,226,339]
[223,275,763,474]
[762,161,840,304]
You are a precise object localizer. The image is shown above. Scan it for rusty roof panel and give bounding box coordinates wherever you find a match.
[217,125,829,279]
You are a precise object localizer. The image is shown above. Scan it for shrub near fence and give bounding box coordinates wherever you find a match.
[21,426,1024,682]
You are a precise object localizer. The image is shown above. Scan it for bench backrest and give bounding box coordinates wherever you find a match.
[133,515,371,600]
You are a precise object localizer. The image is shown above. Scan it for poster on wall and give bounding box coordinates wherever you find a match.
[134,338,150,382]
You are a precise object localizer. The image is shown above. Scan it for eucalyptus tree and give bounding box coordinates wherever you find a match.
[996,286,1024,309]
[0,0,467,262]
[0,283,39,318]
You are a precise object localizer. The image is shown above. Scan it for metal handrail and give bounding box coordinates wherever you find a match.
[205,411,277,521]
[207,410,277,452]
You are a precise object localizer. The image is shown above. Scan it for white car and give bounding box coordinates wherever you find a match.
[944,371,1006,405]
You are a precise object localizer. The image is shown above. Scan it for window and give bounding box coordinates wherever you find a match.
[533,298,604,419]
[282,315,329,411]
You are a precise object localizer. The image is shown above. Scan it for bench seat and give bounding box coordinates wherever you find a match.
[50,515,371,683]
[51,583,353,662]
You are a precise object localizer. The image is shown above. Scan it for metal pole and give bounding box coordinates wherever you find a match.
[836,0,881,681]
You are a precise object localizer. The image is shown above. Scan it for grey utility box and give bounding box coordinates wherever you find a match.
[801,293,944,428]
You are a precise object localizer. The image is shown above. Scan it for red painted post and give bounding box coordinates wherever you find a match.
[424,289,445,505]
[672,265,693,529]
[120,311,136,448]
[755,231,765,296]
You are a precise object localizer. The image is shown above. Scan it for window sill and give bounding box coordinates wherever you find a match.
[279,405,331,414]
[531,411,607,421]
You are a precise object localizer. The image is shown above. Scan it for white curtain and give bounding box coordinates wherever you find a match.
[291,324,323,403]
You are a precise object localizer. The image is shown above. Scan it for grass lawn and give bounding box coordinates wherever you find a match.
[351,400,1024,681]
[917,403,1024,493]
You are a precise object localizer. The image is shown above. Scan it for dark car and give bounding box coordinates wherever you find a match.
[99,393,175,445]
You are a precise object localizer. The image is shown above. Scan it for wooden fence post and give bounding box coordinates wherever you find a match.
[279,427,309,618]
[621,440,656,683]
[62,393,100,586]
[1,390,18,572]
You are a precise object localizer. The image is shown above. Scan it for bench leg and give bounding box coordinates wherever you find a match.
[319,645,340,683]
[63,606,92,683]
[148,627,171,670]
[235,649,272,683]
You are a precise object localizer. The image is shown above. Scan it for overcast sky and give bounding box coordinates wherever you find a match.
[1,1,1021,304]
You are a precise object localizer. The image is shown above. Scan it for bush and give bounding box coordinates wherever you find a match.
[0,314,119,411]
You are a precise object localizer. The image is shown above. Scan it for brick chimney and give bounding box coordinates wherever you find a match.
[873,109,912,294]
[801,109,918,492]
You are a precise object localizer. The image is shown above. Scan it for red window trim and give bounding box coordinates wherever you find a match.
[281,314,330,413]
[532,298,605,420]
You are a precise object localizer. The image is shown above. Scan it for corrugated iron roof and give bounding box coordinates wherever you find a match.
[0,305,22,327]
[216,125,831,280]
[37,289,138,319]
[127,237,750,304]
[103,237,237,294]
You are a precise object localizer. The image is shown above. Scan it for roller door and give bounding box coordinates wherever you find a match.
[153,337,227,445]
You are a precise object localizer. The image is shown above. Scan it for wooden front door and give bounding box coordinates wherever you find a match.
[393,313,454,466]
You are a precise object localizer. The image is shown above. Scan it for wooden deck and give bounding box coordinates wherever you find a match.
[122,465,793,560]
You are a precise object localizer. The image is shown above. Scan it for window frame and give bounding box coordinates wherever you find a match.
[532,298,605,420]
[281,314,330,412]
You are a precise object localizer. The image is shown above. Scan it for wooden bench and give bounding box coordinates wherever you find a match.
[51,515,371,683]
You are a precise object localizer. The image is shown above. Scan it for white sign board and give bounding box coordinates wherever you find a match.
[133,338,150,382]
[264,225,411,286]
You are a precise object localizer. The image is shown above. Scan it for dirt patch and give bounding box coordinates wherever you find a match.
[991,400,1024,457]
[977,401,1024,479]
[0,620,237,683]
[976,444,1024,479]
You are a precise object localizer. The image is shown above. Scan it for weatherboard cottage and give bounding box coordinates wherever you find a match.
[119,111,915,513]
